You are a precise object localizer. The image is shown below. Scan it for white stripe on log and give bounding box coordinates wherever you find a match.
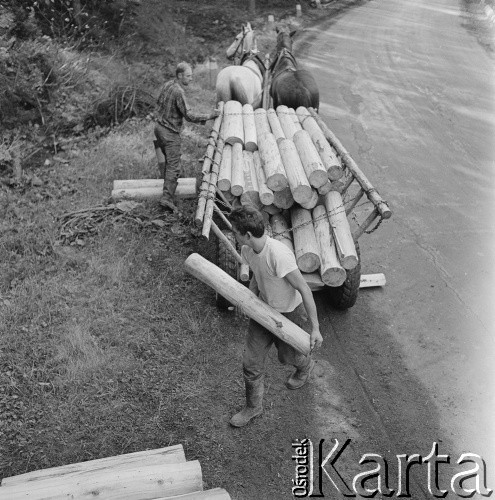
[218,144,232,191]
[278,139,313,204]
[266,109,285,143]
[223,100,244,146]
[293,129,328,188]
[1,445,185,486]
[277,105,298,139]
[230,142,245,197]
[324,191,359,269]
[291,207,321,273]
[0,461,203,500]
[258,133,288,192]
[312,205,346,286]
[242,104,257,152]
[184,253,310,354]
[253,151,274,206]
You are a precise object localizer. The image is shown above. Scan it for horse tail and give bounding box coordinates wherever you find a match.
[229,76,249,104]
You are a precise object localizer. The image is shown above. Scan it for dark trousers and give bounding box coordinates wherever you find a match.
[243,302,312,383]
[154,123,181,198]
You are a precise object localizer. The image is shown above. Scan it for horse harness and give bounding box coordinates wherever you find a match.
[270,48,298,77]
[239,52,266,80]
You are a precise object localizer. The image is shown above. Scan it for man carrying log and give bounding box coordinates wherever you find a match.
[229,205,323,427]
[154,62,219,211]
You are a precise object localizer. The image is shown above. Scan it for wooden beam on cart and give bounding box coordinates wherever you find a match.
[308,108,392,221]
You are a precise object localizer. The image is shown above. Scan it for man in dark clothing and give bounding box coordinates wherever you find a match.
[155,62,219,211]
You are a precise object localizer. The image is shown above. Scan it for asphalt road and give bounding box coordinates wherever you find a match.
[298,0,495,496]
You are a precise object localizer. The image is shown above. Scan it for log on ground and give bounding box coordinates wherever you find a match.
[0,461,203,500]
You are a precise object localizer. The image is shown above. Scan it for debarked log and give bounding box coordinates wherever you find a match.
[258,133,288,191]
[312,205,346,286]
[291,207,321,273]
[0,461,203,500]
[184,253,310,355]
[324,191,359,269]
[223,100,244,146]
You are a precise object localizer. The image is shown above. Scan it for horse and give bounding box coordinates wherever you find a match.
[269,27,319,110]
[215,23,265,109]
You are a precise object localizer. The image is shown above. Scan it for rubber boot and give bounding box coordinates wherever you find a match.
[160,178,178,212]
[230,378,264,427]
[285,359,315,390]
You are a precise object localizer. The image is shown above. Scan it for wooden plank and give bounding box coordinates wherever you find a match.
[360,273,386,288]
[0,460,203,500]
[1,446,185,486]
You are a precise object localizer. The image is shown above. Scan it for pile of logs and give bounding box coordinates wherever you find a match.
[194,100,370,288]
[0,444,231,499]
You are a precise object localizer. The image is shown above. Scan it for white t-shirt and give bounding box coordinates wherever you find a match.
[241,237,302,313]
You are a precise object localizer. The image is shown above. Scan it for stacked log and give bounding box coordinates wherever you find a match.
[257,134,289,191]
[288,108,302,131]
[273,186,295,209]
[324,191,359,269]
[277,105,298,140]
[278,139,313,205]
[240,151,261,208]
[270,213,294,252]
[254,108,271,142]
[312,205,346,286]
[217,144,232,191]
[223,100,244,146]
[0,444,232,499]
[293,129,328,188]
[230,142,245,196]
[242,104,257,152]
[291,207,321,273]
[267,109,285,143]
[252,151,274,206]
[296,106,343,181]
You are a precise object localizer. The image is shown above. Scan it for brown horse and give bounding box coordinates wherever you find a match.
[269,27,319,110]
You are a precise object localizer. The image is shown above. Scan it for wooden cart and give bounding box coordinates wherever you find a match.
[194,101,391,311]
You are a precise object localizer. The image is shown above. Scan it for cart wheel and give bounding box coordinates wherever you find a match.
[216,229,238,310]
[326,241,361,310]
